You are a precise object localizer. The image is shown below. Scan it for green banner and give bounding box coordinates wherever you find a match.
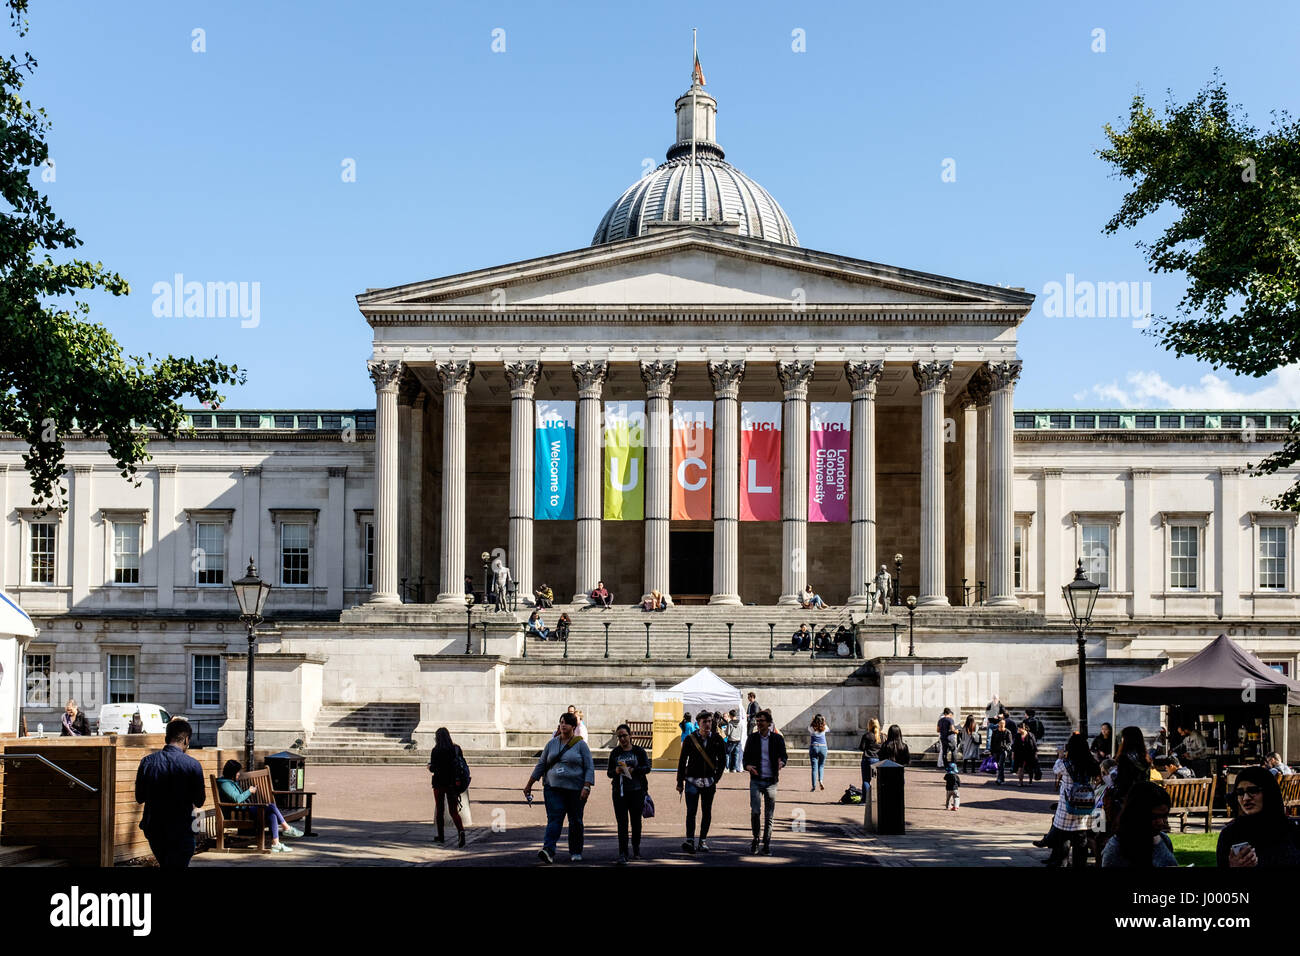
[603,401,645,520]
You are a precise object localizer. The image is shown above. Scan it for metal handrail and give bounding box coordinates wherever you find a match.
[0,753,99,793]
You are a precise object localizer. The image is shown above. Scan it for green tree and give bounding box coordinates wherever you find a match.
[0,0,242,507]
[1099,76,1300,508]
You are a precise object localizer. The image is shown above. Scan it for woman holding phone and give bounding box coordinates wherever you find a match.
[1217,766,1300,867]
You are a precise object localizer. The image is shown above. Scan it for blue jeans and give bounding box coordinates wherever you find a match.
[749,779,778,845]
[725,739,741,771]
[809,745,828,787]
[542,787,585,856]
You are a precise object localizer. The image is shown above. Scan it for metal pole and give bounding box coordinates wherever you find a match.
[892,623,899,657]
[894,559,902,606]
[726,622,733,660]
[483,562,490,610]
[767,622,775,660]
[686,622,693,660]
[907,607,915,657]
[961,578,968,607]
[563,620,569,659]
[1077,625,1089,739]
[465,606,473,654]
[644,621,651,660]
[480,619,488,655]
[603,621,610,660]
[244,621,256,771]
[522,623,528,659]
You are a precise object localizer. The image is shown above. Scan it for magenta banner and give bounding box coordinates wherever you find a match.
[809,402,850,522]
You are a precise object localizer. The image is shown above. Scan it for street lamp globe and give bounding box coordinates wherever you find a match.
[1062,559,1100,627]
[906,594,917,610]
[232,558,271,622]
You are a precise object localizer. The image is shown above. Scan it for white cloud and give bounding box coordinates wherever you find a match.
[1077,365,1300,409]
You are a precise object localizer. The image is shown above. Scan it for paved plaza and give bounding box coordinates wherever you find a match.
[190,763,1065,867]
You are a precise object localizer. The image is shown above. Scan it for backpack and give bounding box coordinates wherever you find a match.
[1064,770,1094,816]
[840,784,864,805]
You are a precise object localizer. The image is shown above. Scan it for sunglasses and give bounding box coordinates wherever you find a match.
[1237,786,1263,797]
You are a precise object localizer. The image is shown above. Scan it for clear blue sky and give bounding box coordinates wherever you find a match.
[16,0,1300,410]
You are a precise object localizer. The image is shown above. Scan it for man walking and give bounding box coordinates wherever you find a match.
[746,692,759,735]
[742,709,787,856]
[676,710,726,853]
[134,718,206,869]
[937,707,957,768]
[723,709,742,772]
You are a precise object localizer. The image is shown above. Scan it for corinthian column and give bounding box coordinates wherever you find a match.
[434,360,475,604]
[913,360,953,607]
[846,360,884,605]
[777,359,815,606]
[708,359,745,605]
[641,359,677,596]
[367,359,403,605]
[986,359,1023,606]
[571,360,607,602]
[505,360,541,608]
[967,368,992,602]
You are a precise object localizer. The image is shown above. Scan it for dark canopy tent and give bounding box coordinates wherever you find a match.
[1113,633,1300,760]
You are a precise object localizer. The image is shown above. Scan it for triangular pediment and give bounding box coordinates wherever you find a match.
[357,227,1033,313]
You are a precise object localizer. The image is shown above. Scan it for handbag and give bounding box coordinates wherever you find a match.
[979,755,998,773]
[641,792,655,818]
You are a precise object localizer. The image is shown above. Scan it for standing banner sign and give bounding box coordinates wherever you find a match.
[671,401,713,520]
[603,401,645,520]
[809,402,850,522]
[534,401,575,520]
[740,402,781,521]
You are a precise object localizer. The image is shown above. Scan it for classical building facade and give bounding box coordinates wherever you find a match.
[5,76,1297,755]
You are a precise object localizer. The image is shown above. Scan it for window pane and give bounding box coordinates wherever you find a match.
[1135,414,1156,429]
[1170,526,1199,589]
[1098,414,1120,429]
[25,653,51,705]
[1013,525,1022,590]
[113,522,141,584]
[1082,525,1109,590]
[196,522,225,585]
[30,523,55,584]
[193,654,221,706]
[108,654,136,703]
[1260,526,1287,590]
[282,523,310,586]
[364,523,375,590]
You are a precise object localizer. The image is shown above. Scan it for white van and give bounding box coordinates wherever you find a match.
[96,703,171,735]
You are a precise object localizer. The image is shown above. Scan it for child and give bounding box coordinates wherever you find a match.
[944,761,961,810]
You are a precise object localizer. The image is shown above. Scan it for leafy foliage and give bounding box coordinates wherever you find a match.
[0,0,243,507]
[1099,76,1300,509]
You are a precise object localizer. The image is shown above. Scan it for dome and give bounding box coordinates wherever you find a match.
[591,79,798,246]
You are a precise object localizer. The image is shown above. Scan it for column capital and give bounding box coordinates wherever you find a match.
[639,359,678,399]
[503,359,542,397]
[911,360,953,394]
[328,466,348,479]
[966,366,993,406]
[777,359,815,396]
[367,359,404,394]
[571,359,608,397]
[984,359,1023,392]
[957,391,979,411]
[844,360,884,397]
[708,359,746,398]
[433,360,475,394]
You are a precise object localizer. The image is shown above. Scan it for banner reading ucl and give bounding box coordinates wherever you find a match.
[671,401,713,520]
[603,401,645,520]
[534,401,575,520]
[740,402,781,521]
[809,402,850,522]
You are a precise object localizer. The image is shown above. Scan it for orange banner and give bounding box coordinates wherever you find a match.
[671,402,713,520]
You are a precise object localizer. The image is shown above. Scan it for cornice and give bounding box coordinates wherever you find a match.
[364,304,1028,326]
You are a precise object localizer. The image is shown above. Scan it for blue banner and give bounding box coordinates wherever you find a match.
[535,401,575,520]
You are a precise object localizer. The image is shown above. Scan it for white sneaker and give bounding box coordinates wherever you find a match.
[570,853,583,862]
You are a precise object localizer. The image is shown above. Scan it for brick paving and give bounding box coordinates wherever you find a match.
[190,763,1066,867]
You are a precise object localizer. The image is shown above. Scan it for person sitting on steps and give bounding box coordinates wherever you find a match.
[589,581,614,609]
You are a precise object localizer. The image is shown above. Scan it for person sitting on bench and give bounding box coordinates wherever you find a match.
[526,610,551,640]
[217,760,301,853]
[590,581,613,609]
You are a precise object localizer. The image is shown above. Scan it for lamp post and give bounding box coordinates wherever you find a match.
[465,599,473,653]
[232,558,271,773]
[893,553,903,606]
[480,551,491,609]
[905,595,917,657]
[1062,558,1101,739]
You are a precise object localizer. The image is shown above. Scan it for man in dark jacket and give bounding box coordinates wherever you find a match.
[134,718,206,868]
[676,710,727,853]
[742,709,787,856]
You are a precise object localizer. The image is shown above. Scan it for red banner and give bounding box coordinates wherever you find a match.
[740,402,781,521]
[671,402,713,520]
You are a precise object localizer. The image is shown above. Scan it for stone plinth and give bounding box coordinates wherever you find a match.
[872,656,968,748]
[1058,654,1167,740]
[412,654,509,749]
[218,652,327,751]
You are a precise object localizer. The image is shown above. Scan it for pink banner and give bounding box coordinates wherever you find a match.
[809,402,850,522]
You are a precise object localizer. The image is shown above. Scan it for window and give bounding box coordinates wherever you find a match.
[1013,525,1023,590]
[1270,414,1295,430]
[24,653,51,706]
[363,521,375,590]
[1185,415,1205,428]
[29,522,55,584]
[1158,414,1181,429]
[281,523,310,586]
[1098,414,1120,429]
[216,414,236,428]
[112,521,142,584]
[274,414,295,429]
[195,522,225,585]
[1221,415,1242,429]
[1049,414,1070,429]
[107,654,136,703]
[1082,524,1110,590]
[190,413,213,428]
[1169,526,1199,589]
[1072,415,1096,429]
[1014,413,1034,429]
[192,654,221,707]
[1265,662,1291,677]
[1135,414,1156,429]
[1259,526,1287,589]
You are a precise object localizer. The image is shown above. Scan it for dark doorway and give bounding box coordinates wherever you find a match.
[670,529,713,599]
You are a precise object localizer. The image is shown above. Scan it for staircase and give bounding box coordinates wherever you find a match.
[306,702,422,765]
[958,706,1073,756]
[0,845,69,867]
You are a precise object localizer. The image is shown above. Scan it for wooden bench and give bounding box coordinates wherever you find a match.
[625,721,652,751]
[239,768,314,835]
[209,769,316,851]
[1163,776,1216,832]
[1280,774,1300,816]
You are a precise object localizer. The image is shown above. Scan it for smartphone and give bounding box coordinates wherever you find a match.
[1230,841,1251,856]
[525,792,534,807]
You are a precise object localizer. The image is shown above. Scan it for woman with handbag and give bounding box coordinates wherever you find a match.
[428,727,469,847]
[958,714,981,774]
[676,710,726,854]
[607,723,651,864]
[525,712,595,864]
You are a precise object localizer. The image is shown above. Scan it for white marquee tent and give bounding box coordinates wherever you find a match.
[0,591,37,735]
[668,667,746,754]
